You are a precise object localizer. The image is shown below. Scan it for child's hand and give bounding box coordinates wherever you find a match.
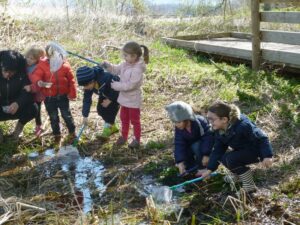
[24,85,31,92]
[101,61,111,71]
[176,162,186,175]
[82,117,88,126]
[199,169,212,180]
[111,80,117,90]
[101,99,111,108]
[202,156,209,167]
[261,157,273,168]
[8,102,19,115]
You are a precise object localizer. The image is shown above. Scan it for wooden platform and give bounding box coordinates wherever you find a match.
[162,32,300,70]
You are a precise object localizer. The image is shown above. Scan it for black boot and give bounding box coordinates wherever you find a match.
[12,122,24,140]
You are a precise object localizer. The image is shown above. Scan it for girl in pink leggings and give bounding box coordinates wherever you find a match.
[104,41,149,148]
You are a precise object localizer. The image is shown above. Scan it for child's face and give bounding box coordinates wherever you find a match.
[83,81,95,90]
[175,121,188,130]
[122,51,138,64]
[26,55,38,66]
[207,111,228,130]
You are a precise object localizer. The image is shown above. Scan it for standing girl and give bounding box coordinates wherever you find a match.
[24,45,46,136]
[104,41,149,148]
[201,101,273,193]
[31,43,77,147]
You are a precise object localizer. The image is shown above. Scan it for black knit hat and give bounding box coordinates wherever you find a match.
[76,66,96,86]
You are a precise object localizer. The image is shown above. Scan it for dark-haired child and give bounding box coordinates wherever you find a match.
[76,66,120,138]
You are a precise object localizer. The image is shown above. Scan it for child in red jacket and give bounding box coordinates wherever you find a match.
[24,45,46,137]
[31,42,77,147]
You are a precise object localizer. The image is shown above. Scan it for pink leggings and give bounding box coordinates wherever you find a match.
[120,106,141,142]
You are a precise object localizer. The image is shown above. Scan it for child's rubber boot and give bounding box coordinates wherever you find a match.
[12,122,24,141]
[238,170,257,194]
[64,132,77,146]
[115,136,126,146]
[54,135,62,150]
[110,123,119,135]
[100,127,112,139]
[224,172,239,183]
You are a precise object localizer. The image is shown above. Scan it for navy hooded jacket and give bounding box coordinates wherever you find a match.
[207,114,273,171]
[174,115,214,163]
[82,66,119,117]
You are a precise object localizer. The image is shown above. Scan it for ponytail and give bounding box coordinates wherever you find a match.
[140,45,149,64]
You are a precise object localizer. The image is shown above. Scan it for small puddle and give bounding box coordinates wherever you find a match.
[29,146,105,213]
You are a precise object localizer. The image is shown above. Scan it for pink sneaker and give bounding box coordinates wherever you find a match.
[35,125,42,137]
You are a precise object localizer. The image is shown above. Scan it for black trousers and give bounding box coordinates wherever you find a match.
[35,102,42,126]
[0,103,37,125]
[97,99,120,124]
[221,149,260,175]
[44,95,75,136]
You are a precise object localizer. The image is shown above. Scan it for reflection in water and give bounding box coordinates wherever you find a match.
[29,146,106,213]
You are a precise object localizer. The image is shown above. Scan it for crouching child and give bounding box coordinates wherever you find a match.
[201,101,273,194]
[165,101,214,177]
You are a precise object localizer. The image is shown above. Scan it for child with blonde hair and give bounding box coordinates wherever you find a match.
[24,45,46,136]
[31,42,77,147]
[103,41,149,148]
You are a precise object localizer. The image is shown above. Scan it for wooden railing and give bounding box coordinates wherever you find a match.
[251,0,300,70]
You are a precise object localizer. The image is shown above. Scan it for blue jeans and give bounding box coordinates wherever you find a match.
[45,95,75,135]
[185,140,205,170]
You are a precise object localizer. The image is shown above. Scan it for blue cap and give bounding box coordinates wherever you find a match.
[76,66,95,86]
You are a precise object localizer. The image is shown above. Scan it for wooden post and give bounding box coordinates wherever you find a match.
[251,0,261,71]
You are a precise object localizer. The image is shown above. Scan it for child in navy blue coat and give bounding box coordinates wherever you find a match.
[201,101,273,193]
[76,66,120,138]
[165,101,214,176]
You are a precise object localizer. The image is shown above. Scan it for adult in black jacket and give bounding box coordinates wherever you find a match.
[0,50,37,143]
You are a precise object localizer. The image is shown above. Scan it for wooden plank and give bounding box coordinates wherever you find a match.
[260,0,300,5]
[252,0,261,71]
[161,37,252,60]
[262,49,300,67]
[231,32,252,40]
[171,32,231,41]
[261,30,300,45]
[261,12,300,24]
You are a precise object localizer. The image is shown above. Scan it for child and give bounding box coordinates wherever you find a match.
[103,41,149,148]
[165,101,214,176]
[24,45,46,136]
[31,43,77,147]
[201,101,273,193]
[76,65,120,138]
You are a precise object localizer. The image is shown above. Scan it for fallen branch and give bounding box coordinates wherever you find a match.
[16,202,46,212]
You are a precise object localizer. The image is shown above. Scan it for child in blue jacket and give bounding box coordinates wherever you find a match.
[201,101,273,193]
[165,101,214,176]
[76,66,120,138]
